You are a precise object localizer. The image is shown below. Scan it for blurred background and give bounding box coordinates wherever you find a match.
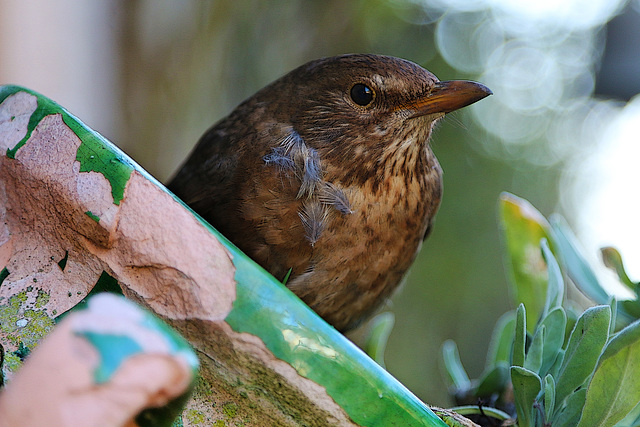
[1,0,638,406]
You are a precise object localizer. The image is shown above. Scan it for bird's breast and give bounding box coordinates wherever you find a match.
[243,135,443,330]
[319,169,438,267]
[285,165,442,330]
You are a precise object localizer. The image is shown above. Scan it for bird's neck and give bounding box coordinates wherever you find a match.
[323,134,438,196]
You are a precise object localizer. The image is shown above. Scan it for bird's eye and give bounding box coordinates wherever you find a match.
[350,83,374,106]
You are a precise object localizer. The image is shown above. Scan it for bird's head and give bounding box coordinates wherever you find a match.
[242,54,491,191]
[260,54,490,151]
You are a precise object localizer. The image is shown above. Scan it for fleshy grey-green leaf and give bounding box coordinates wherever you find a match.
[485,311,516,369]
[524,325,544,373]
[543,374,555,423]
[511,366,542,427]
[441,340,471,392]
[364,312,395,369]
[577,319,640,427]
[476,362,509,397]
[513,304,526,367]
[539,307,567,376]
[554,305,610,408]
[550,216,608,304]
[540,238,563,318]
[553,388,587,427]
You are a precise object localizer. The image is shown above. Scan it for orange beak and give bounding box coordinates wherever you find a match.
[407,80,492,118]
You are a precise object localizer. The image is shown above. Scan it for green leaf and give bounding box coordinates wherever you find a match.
[513,304,526,367]
[281,268,293,286]
[564,302,580,344]
[550,215,609,305]
[609,296,617,336]
[539,307,567,376]
[499,193,552,331]
[511,366,542,427]
[442,405,511,427]
[485,311,516,368]
[432,406,507,426]
[525,325,544,373]
[577,319,640,427]
[540,238,564,318]
[440,340,471,392]
[553,388,587,427]
[615,401,640,427]
[555,305,611,408]
[476,362,509,397]
[363,312,395,369]
[620,299,640,320]
[601,246,637,291]
[547,348,565,379]
[543,374,555,423]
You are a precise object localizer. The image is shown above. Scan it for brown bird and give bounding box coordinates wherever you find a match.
[168,54,491,331]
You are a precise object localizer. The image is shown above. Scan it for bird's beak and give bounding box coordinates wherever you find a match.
[407,80,492,119]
